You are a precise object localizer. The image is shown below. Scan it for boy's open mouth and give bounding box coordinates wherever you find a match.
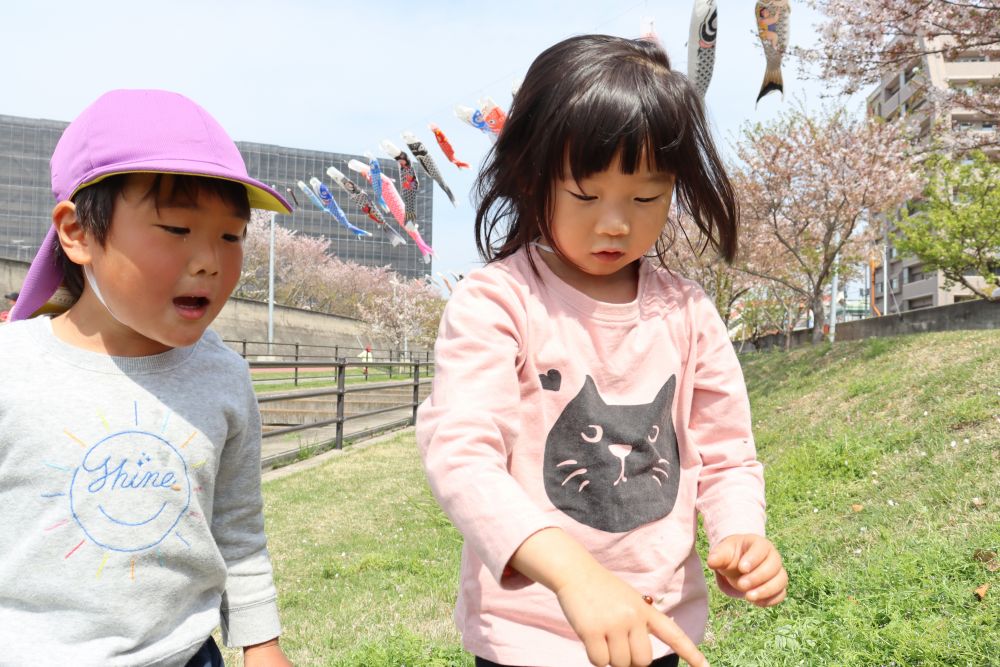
[173,296,210,318]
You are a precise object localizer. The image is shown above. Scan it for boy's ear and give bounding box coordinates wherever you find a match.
[52,201,92,265]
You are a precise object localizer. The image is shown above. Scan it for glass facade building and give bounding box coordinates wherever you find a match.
[0,115,433,280]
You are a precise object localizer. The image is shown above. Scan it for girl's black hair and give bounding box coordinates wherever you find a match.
[474,34,738,269]
[55,174,251,299]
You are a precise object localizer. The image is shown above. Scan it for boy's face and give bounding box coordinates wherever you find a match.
[83,175,247,354]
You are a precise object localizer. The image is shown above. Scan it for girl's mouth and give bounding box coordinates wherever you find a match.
[173,296,210,320]
[593,251,624,262]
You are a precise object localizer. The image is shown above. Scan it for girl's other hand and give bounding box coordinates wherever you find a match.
[706,534,788,607]
[555,565,710,667]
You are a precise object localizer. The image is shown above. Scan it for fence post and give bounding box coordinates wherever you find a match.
[294,343,300,387]
[388,350,394,380]
[335,358,346,450]
[412,361,421,425]
[241,340,247,358]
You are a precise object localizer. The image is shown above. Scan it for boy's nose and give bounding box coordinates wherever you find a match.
[188,241,220,275]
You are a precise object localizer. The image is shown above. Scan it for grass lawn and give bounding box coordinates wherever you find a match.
[225,330,999,666]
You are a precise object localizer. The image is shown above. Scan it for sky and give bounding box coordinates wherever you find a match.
[1,0,855,289]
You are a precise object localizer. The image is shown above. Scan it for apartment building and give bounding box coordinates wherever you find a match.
[867,37,1000,313]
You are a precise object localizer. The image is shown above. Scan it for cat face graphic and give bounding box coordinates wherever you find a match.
[542,373,680,533]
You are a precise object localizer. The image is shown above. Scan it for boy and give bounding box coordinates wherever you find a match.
[1,90,292,666]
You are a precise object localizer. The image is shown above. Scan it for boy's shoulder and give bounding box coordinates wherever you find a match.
[190,328,251,374]
[0,317,47,357]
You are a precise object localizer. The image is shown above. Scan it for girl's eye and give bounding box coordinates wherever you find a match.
[635,195,662,203]
[568,191,597,202]
[222,233,242,243]
[159,225,189,236]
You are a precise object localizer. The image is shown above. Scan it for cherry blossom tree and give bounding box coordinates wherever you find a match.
[357,273,445,352]
[798,0,1000,149]
[734,107,921,343]
[237,212,446,346]
[659,210,758,328]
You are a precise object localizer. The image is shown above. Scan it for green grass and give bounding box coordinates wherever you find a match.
[225,330,999,666]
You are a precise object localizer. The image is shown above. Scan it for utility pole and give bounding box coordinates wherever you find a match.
[267,210,276,353]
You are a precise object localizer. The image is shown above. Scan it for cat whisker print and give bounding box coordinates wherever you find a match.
[556,460,590,492]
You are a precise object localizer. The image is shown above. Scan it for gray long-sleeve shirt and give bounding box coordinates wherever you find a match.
[0,317,280,666]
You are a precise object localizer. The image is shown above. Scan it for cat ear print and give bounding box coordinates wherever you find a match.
[652,374,677,409]
[539,369,562,391]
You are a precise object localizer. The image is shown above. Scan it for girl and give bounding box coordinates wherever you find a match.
[417,35,787,667]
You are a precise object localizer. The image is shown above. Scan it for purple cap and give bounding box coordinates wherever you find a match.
[10,89,291,321]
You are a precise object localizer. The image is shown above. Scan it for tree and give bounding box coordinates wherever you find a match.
[658,210,757,328]
[236,211,447,346]
[734,107,920,343]
[731,285,807,352]
[893,150,1000,300]
[798,0,1000,149]
[357,273,445,353]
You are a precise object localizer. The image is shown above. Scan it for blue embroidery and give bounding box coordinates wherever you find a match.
[69,429,191,553]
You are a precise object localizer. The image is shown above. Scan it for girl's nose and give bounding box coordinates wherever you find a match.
[595,205,629,235]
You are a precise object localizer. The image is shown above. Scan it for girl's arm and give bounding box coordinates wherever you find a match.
[689,288,767,547]
[417,273,559,581]
[510,527,710,667]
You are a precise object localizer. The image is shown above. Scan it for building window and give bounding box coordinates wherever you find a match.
[906,296,933,310]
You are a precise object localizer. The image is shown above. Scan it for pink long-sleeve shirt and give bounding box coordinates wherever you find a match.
[417,247,766,666]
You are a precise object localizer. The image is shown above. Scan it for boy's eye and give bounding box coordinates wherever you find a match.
[158,225,189,236]
[635,195,663,203]
[222,233,242,243]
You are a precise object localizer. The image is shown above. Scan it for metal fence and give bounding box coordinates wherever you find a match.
[228,339,432,386]
[252,358,432,468]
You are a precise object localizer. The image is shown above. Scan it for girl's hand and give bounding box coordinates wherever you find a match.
[706,534,788,607]
[243,638,293,667]
[509,528,708,667]
[555,565,709,667]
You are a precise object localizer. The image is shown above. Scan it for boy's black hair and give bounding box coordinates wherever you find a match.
[56,174,251,299]
[474,34,739,269]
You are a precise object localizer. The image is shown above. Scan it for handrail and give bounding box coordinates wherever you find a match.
[253,358,432,466]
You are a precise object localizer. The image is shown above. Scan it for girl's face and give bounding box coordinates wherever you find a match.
[541,153,674,302]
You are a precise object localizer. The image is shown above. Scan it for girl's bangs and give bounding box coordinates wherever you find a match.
[560,70,688,182]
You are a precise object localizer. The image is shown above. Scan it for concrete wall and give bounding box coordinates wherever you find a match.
[739,298,1000,352]
[214,298,366,351]
[1,258,28,297]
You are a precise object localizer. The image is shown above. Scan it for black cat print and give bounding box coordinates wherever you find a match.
[542,374,680,533]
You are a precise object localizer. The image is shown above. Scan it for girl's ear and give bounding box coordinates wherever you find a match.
[52,201,92,266]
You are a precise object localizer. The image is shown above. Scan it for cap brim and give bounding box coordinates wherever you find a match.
[72,161,292,213]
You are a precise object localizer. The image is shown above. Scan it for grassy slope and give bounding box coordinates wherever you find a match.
[230,330,999,666]
[710,331,1000,665]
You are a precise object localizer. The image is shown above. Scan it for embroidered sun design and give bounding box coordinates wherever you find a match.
[39,401,205,580]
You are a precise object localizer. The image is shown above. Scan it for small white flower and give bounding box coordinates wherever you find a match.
[813,508,819,513]
[923,410,929,416]
[853,548,862,554]
[950,440,957,448]
[887,499,897,507]
[963,438,970,444]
